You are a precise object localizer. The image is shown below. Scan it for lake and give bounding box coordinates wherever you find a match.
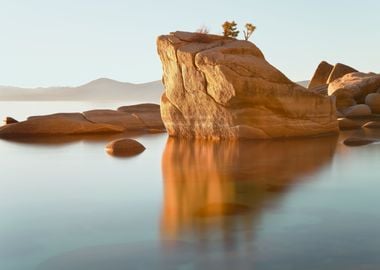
[1,101,380,270]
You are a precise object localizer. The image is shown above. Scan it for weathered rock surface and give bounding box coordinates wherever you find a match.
[365,93,380,114]
[328,72,380,103]
[308,61,334,89]
[326,63,358,84]
[334,91,357,110]
[105,138,145,157]
[117,103,160,114]
[0,114,124,137]
[341,104,372,118]
[83,110,146,130]
[118,103,164,129]
[309,84,328,96]
[157,31,338,139]
[0,104,166,138]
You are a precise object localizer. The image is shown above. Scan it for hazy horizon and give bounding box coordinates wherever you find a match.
[0,0,379,88]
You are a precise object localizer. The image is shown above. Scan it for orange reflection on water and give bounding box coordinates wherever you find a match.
[161,135,338,239]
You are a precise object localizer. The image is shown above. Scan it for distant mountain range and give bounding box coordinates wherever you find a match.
[0,78,163,102]
[0,78,310,102]
[296,80,310,88]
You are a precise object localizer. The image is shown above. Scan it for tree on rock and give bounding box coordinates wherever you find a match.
[222,21,239,38]
[243,23,256,40]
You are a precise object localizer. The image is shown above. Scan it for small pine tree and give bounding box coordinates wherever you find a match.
[222,21,239,38]
[243,23,256,40]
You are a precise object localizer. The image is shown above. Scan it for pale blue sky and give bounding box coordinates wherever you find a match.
[0,0,379,87]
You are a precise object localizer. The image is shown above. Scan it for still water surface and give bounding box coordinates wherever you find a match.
[1,102,380,270]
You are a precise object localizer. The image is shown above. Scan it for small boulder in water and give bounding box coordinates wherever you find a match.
[105,138,145,157]
[343,137,377,147]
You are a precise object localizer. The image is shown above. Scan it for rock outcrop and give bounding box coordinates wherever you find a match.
[326,63,358,84]
[308,61,334,89]
[157,31,338,139]
[328,72,380,103]
[0,103,165,138]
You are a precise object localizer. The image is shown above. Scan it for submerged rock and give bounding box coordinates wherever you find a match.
[157,31,338,139]
[105,138,146,157]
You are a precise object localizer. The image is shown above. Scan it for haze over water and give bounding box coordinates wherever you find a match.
[2,101,380,270]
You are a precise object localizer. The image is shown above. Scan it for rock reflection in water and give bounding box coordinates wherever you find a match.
[161,135,338,240]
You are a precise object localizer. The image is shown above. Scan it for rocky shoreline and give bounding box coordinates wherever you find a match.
[1,32,380,149]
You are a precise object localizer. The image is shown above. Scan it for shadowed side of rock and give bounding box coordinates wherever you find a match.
[157,31,338,139]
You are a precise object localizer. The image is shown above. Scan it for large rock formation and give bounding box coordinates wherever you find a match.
[157,31,338,139]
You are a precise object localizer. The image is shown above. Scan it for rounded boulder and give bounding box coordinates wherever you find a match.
[342,104,372,118]
[105,138,145,157]
[365,93,380,114]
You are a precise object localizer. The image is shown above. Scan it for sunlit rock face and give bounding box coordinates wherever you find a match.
[157,31,338,139]
[328,72,380,104]
[160,136,338,238]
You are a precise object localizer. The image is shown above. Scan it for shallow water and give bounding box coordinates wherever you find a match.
[2,102,380,270]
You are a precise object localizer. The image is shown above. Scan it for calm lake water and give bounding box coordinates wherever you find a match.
[1,101,380,270]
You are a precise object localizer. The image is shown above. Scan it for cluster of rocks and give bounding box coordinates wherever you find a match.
[157,31,338,139]
[0,103,165,137]
[0,103,164,157]
[308,61,380,131]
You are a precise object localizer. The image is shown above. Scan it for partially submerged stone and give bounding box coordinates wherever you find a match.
[0,114,123,137]
[344,137,377,147]
[105,138,146,157]
[157,31,338,139]
[0,104,166,138]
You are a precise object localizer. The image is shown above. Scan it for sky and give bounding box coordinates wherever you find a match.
[0,0,379,87]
